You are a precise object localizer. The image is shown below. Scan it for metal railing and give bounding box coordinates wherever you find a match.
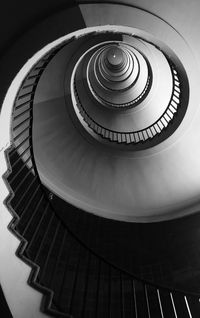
[3,37,200,318]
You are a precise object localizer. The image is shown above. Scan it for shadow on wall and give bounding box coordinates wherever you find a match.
[0,284,13,318]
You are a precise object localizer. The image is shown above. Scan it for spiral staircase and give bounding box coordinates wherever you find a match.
[1,1,200,317]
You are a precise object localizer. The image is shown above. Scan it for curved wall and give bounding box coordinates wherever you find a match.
[1,1,200,317]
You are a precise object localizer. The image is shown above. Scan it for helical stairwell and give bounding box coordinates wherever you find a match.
[2,1,200,318]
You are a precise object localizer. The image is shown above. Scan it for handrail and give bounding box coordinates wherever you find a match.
[3,32,200,318]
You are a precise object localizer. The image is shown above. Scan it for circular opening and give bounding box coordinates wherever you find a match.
[105,45,126,69]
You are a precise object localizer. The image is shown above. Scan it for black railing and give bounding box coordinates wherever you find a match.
[74,60,180,145]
